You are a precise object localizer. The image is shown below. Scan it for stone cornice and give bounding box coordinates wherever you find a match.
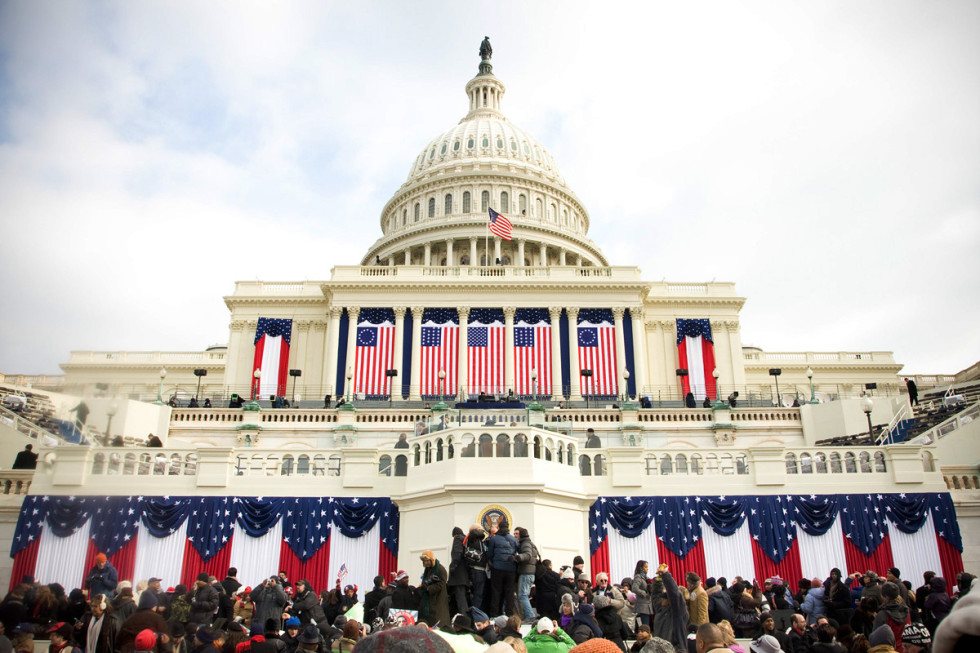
[644,297,746,309]
[224,296,329,308]
[321,281,650,293]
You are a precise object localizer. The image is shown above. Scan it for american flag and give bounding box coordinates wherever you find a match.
[577,309,618,397]
[354,308,396,397]
[253,318,293,398]
[488,207,513,241]
[514,308,551,397]
[467,309,504,395]
[420,308,459,397]
[676,319,716,400]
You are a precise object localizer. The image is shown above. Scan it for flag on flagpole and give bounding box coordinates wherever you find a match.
[514,308,552,397]
[253,318,293,398]
[488,207,513,241]
[467,309,505,396]
[676,319,716,400]
[420,308,459,397]
[354,309,396,397]
[577,309,618,397]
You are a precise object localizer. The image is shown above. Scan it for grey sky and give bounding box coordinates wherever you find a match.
[1,1,977,376]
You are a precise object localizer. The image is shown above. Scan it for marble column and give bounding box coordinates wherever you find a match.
[494,239,501,264]
[393,307,407,400]
[446,239,454,266]
[630,307,649,397]
[458,306,470,398]
[726,320,746,386]
[309,320,327,393]
[503,306,516,394]
[517,239,526,266]
[612,307,628,398]
[539,243,547,267]
[662,320,678,397]
[470,237,478,266]
[224,320,246,394]
[567,307,582,401]
[424,243,432,267]
[324,307,343,397]
[343,307,360,399]
[409,306,424,400]
[549,307,564,398]
[559,249,567,266]
[404,249,411,265]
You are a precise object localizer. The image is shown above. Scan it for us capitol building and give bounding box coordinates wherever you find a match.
[3,41,976,594]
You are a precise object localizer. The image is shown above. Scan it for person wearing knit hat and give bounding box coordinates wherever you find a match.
[351,625,453,653]
[133,629,156,653]
[418,550,450,628]
[568,638,620,653]
[187,571,220,626]
[572,556,585,576]
[801,578,827,626]
[116,584,170,653]
[900,623,930,653]
[84,553,118,601]
[567,604,603,645]
[868,623,896,649]
[448,526,470,618]
[234,586,255,628]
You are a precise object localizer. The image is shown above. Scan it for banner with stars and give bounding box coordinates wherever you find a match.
[676,319,716,401]
[588,493,962,590]
[10,495,399,596]
[354,309,396,398]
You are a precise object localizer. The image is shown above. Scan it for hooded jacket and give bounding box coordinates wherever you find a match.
[486,528,519,572]
[515,534,540,576]
[448,531,469,587]
[188,583,219,626]
[706,585,732,624]
[872,600,910,652]
[523,627,576,653]
[923,576,952,626]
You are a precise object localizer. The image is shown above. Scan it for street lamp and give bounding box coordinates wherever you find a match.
[346,367,354,404]
[806,367,817,404]
[622,369,631,402]
[194,369,207,402]
[105,403,118,443]
[433,369,448,411]
[862,396,874,441]
[769,368,782,407]
[581,369,593,409]
[252,368,262,400]
[531,369,538,400]
[155,368,168,405]
[712,368,720,400]
[289,369,302,403]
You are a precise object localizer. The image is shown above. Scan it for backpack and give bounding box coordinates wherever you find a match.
[732,607,760,632]
[463,540,485,566]
[170,595,191,624]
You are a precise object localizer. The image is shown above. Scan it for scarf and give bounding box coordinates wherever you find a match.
[87,614,105,653]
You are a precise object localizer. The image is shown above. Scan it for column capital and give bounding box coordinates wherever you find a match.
[295,320,312,332]
[611,307,626,320]
[245,319,258,330]
[629,305,645,317]
[548,306,563,321]
[724,320,740,330]
[458,306,471,320]
[328,306,344,320]
[393,306,408,319]
[469,236,478,244]
[566,307,580,319]
[229,320,248,332]
[313,320,328,332]
[347,306,361,320]
[502,306,517,320]
[410,306,425,318]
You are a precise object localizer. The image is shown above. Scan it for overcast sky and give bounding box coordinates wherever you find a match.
[1,1,977,376]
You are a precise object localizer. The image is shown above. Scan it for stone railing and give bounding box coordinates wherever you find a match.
[67,350,226,364]
[943,465,980,491]
[0,470,34,496]
[328,265,644,283]
[743,351,897,364]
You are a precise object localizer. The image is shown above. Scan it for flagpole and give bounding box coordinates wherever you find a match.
[485,211,490,267]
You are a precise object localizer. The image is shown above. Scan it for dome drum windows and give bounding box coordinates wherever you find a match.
[482,136,489,148]
[500,192,509,213]
[444,194,453,215]
[428,198,435,218]
[519,194,527,214]
[481,190,490,212]
[463,191,471,214]
[414,203,420,222]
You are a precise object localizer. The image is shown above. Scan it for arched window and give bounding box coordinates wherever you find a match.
[413,444,421,466]
[646,457,658,475]
[445,194,452,215]
[874,451,887,472]
[660,454,672,475]
[562,209,568,225]
[786,453,798,474]
[378,455,392,476]
[549,203,556,221]
[424,441,432,464]
[705,454,719,473]
[535,198,543,218]
[830,452,843,473]
[402,209,407,226]
[281,455,294,476]
[519,194,527,214]
[463,191,471,214]
[327,455,341,476]
[481,190,490,212]
[844,452,857,473]
[436,438,444,462]
[414,203,420,222]
[800,453,813,473]
[579,455,592,476]
[496,434,510,457]
[593,455,605,476]
[736,455,748,475]
[514,434,528,457]
[691,454,703,474]
[297,455,310,474]
[479,434,493,457]
[461,255,470,265]
[500,192,509,213]
[859,451,872,473]
[922,451,935,472]
[394,455,408,476]
[815,452,827,473]
[533,436,542,459]
[428,197,435,218]
[676,454,688,474]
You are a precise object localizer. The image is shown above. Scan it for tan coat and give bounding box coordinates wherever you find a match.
[234,598,254,626]
[687,584,709,626]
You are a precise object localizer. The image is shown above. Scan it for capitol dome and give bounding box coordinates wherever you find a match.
[361,42,607,268]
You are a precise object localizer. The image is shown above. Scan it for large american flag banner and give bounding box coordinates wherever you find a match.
[10,495,400,600]
[577,309,618,397]
[514,308,551,397]
[589,493,964,596]
[676,319,716,400]
[354,308,396,397]
[253,318,293,398]
[420,308,459,398]
[467,309,504,396]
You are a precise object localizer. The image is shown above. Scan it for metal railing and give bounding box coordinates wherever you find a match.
[909,401,980,446]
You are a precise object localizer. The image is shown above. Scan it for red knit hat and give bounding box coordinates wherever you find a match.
[135,629,156,650]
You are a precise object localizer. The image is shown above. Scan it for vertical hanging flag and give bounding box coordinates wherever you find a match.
[577,309,618,397]
[467,309,505,396]
[488,207,513,240]
[354,309,396,397]
[253,318,293,399]
[676,319,716,400]
[514,308,552,397]
[420,308,459,398]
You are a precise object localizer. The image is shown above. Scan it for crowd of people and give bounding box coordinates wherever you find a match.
[1,525,977,653]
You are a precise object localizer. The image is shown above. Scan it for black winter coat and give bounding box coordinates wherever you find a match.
[595,605,628,652]
[187,584,219,625]
[515,537,539,576]
[448,535,469,587]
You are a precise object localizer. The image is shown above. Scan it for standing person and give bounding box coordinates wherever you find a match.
[513,527,540,623]
[361,578,386,626]
[234,588,254,628]
[84,555,118,602]
[592,595,627,653]
[825,569,853,625]
[73,595,119,653]
[486,520,519,616]
[706,579,732,625]
[633,561,653,628]
[657,565,689,652]
[463,525,488,612]
[447,527,470,616]
[288,581,325,627]
[11,445,38,470]
[116,592,169,653]
[46,623,81,653]
[922,576,951,633]
[905,378,918,406]
[188,573,219,626]
[534,561,561,622]
[220,569,242,622]
[418,551,449,628]
[873,582,910,651]
[390,571,421,612]
[686,573,708,627]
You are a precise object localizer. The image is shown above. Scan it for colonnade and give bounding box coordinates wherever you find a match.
[382,237,589,267]
[321,305,649,401]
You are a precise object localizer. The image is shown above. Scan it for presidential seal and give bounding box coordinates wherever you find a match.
[478,504,513,533]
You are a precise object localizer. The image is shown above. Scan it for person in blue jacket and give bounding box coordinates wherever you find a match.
[84,553,118,601]
[486,520,519,616]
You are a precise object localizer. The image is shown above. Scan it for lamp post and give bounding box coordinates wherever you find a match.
[289,369,302,403]
[862,396,874,441]
[155,368,168,405]
[531,369,538,400]
[769,368,782,407]
[252,368,262,400]
[193,368,207,402]
[622,369,630,402]
[434,370,448,411]
[346,367,354,404]
[806,367,817,404]
[712,368,720,400]
[581,369,593,409]
[105,403,118,444]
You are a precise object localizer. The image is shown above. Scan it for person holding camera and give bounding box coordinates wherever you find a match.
[253,577,288,633]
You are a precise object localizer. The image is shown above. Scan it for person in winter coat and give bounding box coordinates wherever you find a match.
[289,581,326,627]
[872,582,910,652]
[418,550,449,628]
[361,577,386,626]
[447,527,470,615]
[168,586,191,625]
[656,566,689,652]
[390,572,420,612]
[84,555,119,603]
[73,595,120,653]
[922,576,951,633]
[649,577,672,644]
[686,573,708,627]
[535,561,561,622]
[234,588,254,627]
[463,525,488,613]
[862,572,883,606]
[557,569,578,606]
[824,569,853,626]
[486,521,519,616]
[592,595,627,653]
[801,579,827,626]
[632,561,653,628]
[558,595,575,632]
[219,569,242,622]
[567,604,603,645]
[523,617,575,653]
[112,589,138,624]
[188,574,219,626]
[117,591,170,653]
[514,527,540,622]
[850,597,878,637]
[705,579,732,625]
[253,580,287,633]
[616,578,637,636]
